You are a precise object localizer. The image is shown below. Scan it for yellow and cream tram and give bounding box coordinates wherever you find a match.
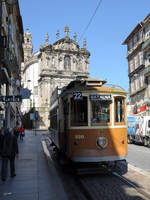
[49,78,128,172]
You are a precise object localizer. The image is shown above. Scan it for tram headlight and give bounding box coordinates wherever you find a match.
[97,137,107,149]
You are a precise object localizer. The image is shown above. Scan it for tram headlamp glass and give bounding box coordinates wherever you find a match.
[97,137,107,148]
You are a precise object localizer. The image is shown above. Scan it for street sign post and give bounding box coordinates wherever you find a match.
[0,95,22,102]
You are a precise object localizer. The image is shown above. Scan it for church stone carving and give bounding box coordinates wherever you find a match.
[22,26,90,129]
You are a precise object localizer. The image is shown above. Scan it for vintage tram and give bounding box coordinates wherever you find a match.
[49,78,128,173]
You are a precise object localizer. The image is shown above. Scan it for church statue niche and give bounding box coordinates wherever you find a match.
[64,55,71,70]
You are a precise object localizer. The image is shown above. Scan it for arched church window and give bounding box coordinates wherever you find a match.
[64,55,71,69]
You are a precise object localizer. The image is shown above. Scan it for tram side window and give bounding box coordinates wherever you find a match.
[71,97,88,126]
[50,108,57,130]
[91,101,110,124]
[115,97,125,123]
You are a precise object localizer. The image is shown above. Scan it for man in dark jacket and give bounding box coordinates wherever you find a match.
[0,128,4,156]
[1,128,19,181]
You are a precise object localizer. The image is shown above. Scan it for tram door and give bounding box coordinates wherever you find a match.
[64,100,69,153]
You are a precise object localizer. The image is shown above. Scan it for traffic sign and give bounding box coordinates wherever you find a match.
[20,88,31,99]
[0,95,22,102]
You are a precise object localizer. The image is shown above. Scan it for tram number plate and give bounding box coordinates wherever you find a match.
[90,94,112,101]
[73,92,82,100]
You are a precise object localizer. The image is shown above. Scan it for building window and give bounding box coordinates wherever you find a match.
[146,30,150,40]
[130,59,134,72]
[139,71,144,88]
[136,75,140,90]
[135,55,138,69]
[139,31,143,41]
[128,40,132,50]
[139,51,144,65]
[131,77,135,93]
[64,55,71,69]
[133,35,138,46]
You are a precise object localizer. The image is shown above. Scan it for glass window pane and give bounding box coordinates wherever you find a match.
[115,97,125,123]
[91,101,110,124]
[71,97,88,126]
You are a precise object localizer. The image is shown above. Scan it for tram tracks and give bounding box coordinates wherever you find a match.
[57,161,150,200]
[112,171,150,200]
[42,134,150,200]
[54,157,150,200]
[72,171,150,200]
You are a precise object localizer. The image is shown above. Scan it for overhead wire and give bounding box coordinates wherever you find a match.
[78,0,103,43]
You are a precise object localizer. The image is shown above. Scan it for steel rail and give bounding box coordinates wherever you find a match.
[113,172,150,200]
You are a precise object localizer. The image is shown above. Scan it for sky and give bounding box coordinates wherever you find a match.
[18,0,150,94]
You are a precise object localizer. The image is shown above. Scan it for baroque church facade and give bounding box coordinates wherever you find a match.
[21,26,90,129]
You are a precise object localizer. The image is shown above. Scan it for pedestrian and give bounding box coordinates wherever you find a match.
[14,125,19,139]
[1,128,19,182]
[19,126,25,141]
[0,128,4,158]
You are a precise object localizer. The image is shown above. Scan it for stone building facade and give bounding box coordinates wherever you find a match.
[123,13,150,116]
[0,0,24,129]
[22,26,90,129]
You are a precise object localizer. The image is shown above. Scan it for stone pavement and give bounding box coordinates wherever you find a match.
[0,130,68,200]
[1,129,150,200]
[123,164,150,199]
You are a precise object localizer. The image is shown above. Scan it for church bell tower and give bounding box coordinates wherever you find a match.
[23,28,33,62]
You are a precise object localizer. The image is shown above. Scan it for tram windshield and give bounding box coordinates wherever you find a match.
[91,100,110,124]
[71,96,88,126]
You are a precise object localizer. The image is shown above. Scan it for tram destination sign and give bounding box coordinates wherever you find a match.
[0,95,22,102]
[90,94,112,101]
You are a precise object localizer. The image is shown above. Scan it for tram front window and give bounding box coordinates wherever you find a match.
[71,97,88,126]
[91,101,110,125]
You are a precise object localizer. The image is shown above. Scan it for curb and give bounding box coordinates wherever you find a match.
[41,140,68,199]
[128,164,150,178]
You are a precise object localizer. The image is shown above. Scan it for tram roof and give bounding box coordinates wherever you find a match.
[59,78,127,95]
[66,78,107,89]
